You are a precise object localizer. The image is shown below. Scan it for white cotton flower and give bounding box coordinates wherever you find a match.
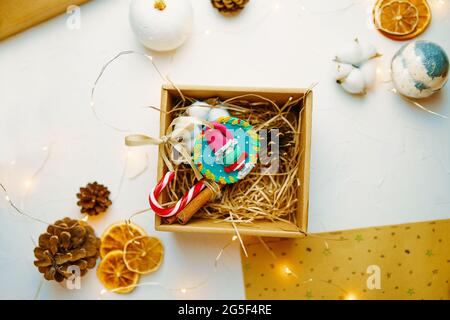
[333,38,381,95]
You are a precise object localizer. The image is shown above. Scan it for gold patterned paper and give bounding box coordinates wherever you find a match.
[242,219,450,300]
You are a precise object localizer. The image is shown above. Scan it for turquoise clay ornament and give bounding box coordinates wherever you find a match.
[193,116,259,185]
[391,40,449,99]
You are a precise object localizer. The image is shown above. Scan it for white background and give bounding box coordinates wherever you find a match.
[0,0,449,299]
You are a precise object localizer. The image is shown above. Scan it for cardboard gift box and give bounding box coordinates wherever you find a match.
[155,85,312,238]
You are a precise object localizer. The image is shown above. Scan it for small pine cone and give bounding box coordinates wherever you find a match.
[33,217,101,282]
[211,0,249,14]
[76,182,112,216]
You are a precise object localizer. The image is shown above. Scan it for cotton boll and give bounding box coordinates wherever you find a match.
[190,124,202,141]
[187,101,211,120]
[335,39,363,65]
[338,68,366,94]
[360,60,377,88]
[186,137,195,155]
[173,117,195,142]
[179,135,194,155]
[333,39,380,94]
[334,63,354,81]
[359,41,378,61]
[207,107,230,122]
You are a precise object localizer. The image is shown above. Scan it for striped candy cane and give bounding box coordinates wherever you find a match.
[149,171,206,217]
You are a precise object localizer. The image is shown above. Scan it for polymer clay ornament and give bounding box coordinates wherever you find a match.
[149,116,259,218]
[333,38,381,94]
[193,117,259,183]
[391,40,449,99]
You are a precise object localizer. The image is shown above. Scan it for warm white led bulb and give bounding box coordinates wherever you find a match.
[284,267,292,275]
[346,293,357,300]
[24,180,32,189]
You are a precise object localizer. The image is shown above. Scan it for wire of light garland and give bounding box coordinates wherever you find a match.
[391,88,448,119]
[90,50,168,133]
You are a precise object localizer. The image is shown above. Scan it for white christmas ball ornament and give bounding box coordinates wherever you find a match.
[129,0,193,52]
[207,107,230,122]
[333,38,381,95]
[391,40,449,99]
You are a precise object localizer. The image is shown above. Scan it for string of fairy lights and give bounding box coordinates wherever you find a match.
[2,0,449,299]
[0,50,352,299]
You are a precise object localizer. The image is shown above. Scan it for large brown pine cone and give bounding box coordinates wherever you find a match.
[33,217,100,282]
[211,0,249,14]
[76,182,112,216]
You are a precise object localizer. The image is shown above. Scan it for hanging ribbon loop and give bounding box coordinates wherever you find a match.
[125,116,212,180]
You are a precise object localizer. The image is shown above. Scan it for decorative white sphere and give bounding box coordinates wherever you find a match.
[187,101,211,120]
[129,0,193,52]
[391,40,449,99]
[207,107,230,122]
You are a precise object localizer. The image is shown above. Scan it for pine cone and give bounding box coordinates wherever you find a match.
[76,182,112,216]
[211,0,249,14]
[33,217,100,282]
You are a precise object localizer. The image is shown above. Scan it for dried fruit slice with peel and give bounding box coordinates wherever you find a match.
[123,236,164,274]
[100,222,146,258]
[378,1,419,35]
[373,0,431,40]
[96,250,139,294]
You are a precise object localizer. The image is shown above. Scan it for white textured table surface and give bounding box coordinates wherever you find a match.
[0,0,449,299]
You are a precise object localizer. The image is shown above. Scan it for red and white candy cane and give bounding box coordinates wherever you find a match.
[149,171,206,217]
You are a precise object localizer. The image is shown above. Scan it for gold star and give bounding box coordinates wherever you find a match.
[425,250,433,257]
[322,248,332,256]
[406,288,415,296]
[355,234,364,242]
[386,272,392,279]
[305,290,313,300]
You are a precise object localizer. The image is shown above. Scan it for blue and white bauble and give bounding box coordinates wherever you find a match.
[391,41,449,99]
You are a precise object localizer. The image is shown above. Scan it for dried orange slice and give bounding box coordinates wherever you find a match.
[100,222,146,258]
[123,236,164,274]
[97,250,139,294]
[378,1,418,35]
[373,0,431,40]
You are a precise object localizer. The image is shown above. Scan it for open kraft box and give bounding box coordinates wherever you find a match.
[155,85,313,238]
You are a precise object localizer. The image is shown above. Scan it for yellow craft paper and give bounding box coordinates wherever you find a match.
[242,219,450,300]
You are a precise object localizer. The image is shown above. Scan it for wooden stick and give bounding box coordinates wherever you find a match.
[176,187,216,225]
[163,214,178,225]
